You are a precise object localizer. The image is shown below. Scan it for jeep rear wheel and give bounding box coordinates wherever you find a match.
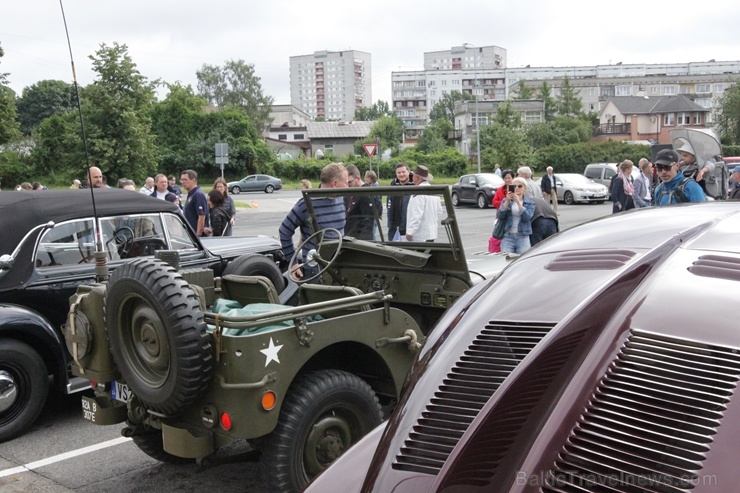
[105,259,213,415]
[0,340,48,442]
[262,370,381,493]
[222,253,284,292]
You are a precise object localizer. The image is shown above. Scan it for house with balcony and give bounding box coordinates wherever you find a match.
[595,95,709,144]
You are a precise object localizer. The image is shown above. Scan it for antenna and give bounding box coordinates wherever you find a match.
[59,0,108,280]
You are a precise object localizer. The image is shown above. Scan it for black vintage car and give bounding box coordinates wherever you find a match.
[0,189,286,442]
[306,201,740,493]
[450,173,504,209]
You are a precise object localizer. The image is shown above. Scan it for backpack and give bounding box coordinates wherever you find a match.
[654,177,692,204]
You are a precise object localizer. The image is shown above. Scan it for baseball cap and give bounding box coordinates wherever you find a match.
[731,165,740,174]
[654,149,679,166]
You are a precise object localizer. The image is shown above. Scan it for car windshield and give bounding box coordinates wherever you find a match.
[477,174,503,186]
[564,174,599,185]
[301,185,454,245]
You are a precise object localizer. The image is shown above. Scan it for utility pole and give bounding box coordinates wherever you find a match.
[464,43,482,173]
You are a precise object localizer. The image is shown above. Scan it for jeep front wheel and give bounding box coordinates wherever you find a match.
[262,370,382,493]
[0,340,48,442]
[105,258,213,415]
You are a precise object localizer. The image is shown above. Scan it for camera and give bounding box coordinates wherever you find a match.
[507,184,516,193]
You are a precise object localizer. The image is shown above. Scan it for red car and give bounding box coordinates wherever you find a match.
[306,201,740,493]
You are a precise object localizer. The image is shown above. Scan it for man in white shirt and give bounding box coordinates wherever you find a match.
[405,165,443,242]
[139,177,154,195]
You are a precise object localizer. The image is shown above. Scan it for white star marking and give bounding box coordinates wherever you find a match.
[260,337,283,367]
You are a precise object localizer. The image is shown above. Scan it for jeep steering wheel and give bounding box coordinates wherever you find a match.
[107,226,135,258]
[289,228,343,284]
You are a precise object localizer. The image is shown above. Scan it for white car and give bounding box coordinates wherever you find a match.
[538,173,609,205]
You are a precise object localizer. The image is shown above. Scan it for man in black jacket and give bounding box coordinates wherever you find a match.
[386,163,414,240]
[540,166,558,213]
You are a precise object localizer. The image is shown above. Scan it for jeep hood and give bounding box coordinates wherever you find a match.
[200,235,282,260]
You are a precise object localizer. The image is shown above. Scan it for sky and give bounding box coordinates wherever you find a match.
[2,0,740,106]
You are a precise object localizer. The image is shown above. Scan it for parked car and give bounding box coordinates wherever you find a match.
[584,162,640,198]
[306,201,740,493]
[536,172,609,205]
[0,189,286,442]
[451,173,504,209]
[227,174,282,194]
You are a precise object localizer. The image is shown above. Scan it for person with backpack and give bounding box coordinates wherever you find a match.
[652,149,706,206]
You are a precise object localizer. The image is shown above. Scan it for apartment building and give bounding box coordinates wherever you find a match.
[392,49,740,135]
[290,50,372,121]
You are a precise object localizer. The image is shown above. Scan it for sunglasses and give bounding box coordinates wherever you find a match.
[655,163,674,171]
[514,184,524,188]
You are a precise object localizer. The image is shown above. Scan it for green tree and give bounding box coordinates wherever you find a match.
[512,80,535,100]
[32,112,84,179]
[16,80,76,135]
[479,101,530,169]
[0,44,20,145]
[358,115,404,157]
[555,75,583,117]
[83,42,159,182]
[150,83,208,175]
[537,81,557,121]
[428,90,474,124]
[527,115,592,149]
[196,59,274,132]
[416,119,453,153]
[354,100,393,121]
[715,80,740,145]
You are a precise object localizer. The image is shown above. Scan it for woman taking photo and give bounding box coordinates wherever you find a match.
[492,169,515,208]
[496,177,535,254]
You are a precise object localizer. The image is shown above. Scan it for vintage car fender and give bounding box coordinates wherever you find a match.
[0,303,67,384]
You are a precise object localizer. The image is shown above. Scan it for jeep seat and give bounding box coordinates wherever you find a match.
[220,275,280,306]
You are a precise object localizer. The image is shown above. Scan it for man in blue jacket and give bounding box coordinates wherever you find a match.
[652,149,706,206]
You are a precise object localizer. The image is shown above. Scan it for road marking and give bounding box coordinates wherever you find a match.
[0,437,131,477]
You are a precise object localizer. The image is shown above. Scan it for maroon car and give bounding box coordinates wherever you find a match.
[306,201,740,493]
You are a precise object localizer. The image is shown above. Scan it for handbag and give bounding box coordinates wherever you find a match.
[492,219,506,240]
[488,236,501,253]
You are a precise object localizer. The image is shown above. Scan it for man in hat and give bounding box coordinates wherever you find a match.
[405,165,443,242]
[728,166,740,200]
[652,149,706,206]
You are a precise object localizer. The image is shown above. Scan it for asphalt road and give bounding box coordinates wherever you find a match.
[0,190,612,493]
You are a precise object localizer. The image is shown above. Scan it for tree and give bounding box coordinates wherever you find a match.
[416,119,453,153]
[0,44,20,145]
[196,60,274,132]
[83,42,159,182]
[428,90,474,124]
[479,101,530,169]
[354,100,393,121]
[512,80,535,100]
[16,80,76,135]
[527,115,592,149]
[715,80,740,145]
[537,81,557,121]
[555,75,583,117]
[150,83,208,175]
[360,115,404,157]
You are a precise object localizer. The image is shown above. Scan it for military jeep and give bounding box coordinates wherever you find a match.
[65,185,510,493]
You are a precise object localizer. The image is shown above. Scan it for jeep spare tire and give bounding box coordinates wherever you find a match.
[105,258,213,415]
[222,253,284,292]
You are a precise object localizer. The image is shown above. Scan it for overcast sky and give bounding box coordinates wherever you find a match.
[2,0,740,106]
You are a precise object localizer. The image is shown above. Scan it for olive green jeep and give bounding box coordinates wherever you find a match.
[64,185,510,493]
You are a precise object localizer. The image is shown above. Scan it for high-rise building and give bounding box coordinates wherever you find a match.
[290,50,372,121]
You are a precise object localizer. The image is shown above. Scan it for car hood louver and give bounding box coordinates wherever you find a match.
[544,329,740,492]
[392,321,555,475]
[688,254,740,282]
[546,250,636,271]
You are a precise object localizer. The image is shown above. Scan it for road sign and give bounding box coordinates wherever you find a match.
[363,143,377,157]
[215,143,229,157]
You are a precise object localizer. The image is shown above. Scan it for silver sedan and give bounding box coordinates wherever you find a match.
[538,173,609,205]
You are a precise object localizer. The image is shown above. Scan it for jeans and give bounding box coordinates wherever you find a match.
[501,232,531,254]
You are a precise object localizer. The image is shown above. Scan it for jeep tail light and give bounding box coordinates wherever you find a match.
[261,391,276,411]
[220,412,232,431]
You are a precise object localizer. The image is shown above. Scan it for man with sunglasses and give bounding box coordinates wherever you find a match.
[652,149,706,206]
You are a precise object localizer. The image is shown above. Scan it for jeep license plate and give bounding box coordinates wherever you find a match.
[111,380,131,403]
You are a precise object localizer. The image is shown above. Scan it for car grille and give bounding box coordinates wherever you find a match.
[543,329,740,492]
[688,254,740,282]
[545,250,636,271]
[392,321,555,475]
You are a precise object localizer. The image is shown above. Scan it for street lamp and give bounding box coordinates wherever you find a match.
[464,43,481,173]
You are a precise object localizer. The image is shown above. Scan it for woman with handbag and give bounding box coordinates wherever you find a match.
[206,189,232,237]
[611,160,635,213]
[496,177,535,255]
